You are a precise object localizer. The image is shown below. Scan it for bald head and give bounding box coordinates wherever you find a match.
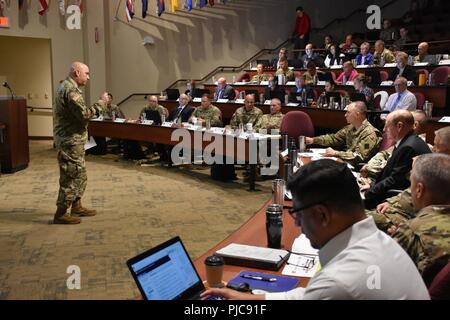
[418,42,429,57]
[70,62,90,87]
[434,127,450,155]
[345,102,367,127]
[412,110,427,134]
[385,110,415,142]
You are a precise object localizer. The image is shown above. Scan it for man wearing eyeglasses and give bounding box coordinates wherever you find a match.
[202,160,429,300]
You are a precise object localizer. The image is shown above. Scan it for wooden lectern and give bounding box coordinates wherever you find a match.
[0,96,30,173]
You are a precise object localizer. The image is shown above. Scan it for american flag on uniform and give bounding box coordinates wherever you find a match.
[125,0,135,22]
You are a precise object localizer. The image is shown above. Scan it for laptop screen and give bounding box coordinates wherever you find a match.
[128,239,203,300]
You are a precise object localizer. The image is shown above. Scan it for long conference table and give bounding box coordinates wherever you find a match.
[159,100,448,144]
[192,199,310,289]
[203,83,450,114]
[88,120,277,191]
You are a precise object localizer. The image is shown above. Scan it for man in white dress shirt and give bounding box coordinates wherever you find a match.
[202,159,429,300]
[384,77,417,112]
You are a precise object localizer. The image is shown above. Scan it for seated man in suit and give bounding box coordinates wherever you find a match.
[301,43,320,68]
[214,77,236,101]
[275,58,295,82]
[305,101,382,165]
[355,42,374,66]
[263,75,285,102]
[289,75,315,104]
[336,61,359,85]
[362,110,431,209]
[167,94,195,123]
[250,63,270,83]
[367,126,450,233]
[388,153,450,286]
[389,51,416,82]
[384,77,417,112]
[414,42,437,65]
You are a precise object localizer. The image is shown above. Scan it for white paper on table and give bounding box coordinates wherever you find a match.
[439,60,450,65]
[439,117,450,123]
[414,62,429,67]
[384,63,397,68]
[309,148,327,155]
[356,65,369,69]
[264,100,272,105]
[330,65,343,69]
[282,255,320,278]
[260,81,269,86]
[217,99,229,103]
[192,97,202,102]
[380,81,394,86]
[316,81,326,86]
[114,118,126,123]
[161,122,173,127]
[286,81,296,86]
[234,99,245,104]
[141,120,154,126]
[286,103,300,107]
[84,136,97,151]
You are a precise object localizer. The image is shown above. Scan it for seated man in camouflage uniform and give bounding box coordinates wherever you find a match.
[275,58,295,82]
[305,101,382,166]
[250,64,270,83]
[367,126,450,232]
[53,62,106,224]
[190,94,223,127]
[388,153,450,286]
[139,95,167,124]
[255,98,284,134]
[229,94,263,129]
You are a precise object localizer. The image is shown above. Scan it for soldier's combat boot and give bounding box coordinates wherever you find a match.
[71,199,97,217]
[53,206,81,224]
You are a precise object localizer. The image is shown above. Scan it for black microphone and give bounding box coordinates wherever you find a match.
[3,82,15,100]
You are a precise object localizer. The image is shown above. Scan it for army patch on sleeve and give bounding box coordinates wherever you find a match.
[69,91,82,102]
[364,143,369,149]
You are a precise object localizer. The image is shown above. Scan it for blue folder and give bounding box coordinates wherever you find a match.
[228,270,299,293]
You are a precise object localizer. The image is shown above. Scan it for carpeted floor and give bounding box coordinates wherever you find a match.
[0,141,271,300]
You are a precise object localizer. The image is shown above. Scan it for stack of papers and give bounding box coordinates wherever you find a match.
[282,234,320,278]
[439,117,450,123]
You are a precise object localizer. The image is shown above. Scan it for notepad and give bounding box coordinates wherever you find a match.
[228,270,299,293]
[215,244,290,271]
[439,117,450,123]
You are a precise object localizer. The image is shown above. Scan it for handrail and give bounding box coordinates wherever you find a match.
[117,93,159,106]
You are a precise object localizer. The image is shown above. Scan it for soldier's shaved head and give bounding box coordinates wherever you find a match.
[434,127,450,155]
[412,110,427,135]
[70,62,90,87]
[345,102,367,128]
[411,153,450,209]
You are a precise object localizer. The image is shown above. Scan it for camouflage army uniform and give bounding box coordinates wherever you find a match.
[392,205,450,284]
[275,68,295,81]
[192,105,223,127]
[101,104,124,119]
[373,48,396,64]
[367,188,417,232]
[139,104,166,120]
[251,74,269,83]
[53,77,104,209]
[313,120,383,165]
[229,106,263,129]
[364,147,393,179]
[255,112,284,133]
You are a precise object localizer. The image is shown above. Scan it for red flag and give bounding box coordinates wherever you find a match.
[209,0,214,6]
[19,0,25,10]
[77,0,83,14]
[38,0,49,15]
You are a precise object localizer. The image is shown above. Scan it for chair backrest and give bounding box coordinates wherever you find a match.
[431,66,450,85]
[374,91,389,110]
[237,72,250,83]
[379,131,396,151]
[413,92,426,110]
[373,94,381,110]
[280,111,314,140]
[234,89,240,99]
[429,262,450,300]
[379,70,389,82]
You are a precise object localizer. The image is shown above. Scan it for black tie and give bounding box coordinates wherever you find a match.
[175,106,183,119]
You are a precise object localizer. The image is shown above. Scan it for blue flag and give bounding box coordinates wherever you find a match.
[157,0,165,16]
[142,0,148,18]
[199,0,207,8]
[186,0,193,11]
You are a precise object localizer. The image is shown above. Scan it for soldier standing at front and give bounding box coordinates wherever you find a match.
[53,62,106,225]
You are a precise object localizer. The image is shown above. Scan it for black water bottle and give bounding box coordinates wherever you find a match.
[266,204,283,249]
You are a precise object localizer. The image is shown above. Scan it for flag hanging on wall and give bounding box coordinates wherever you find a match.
[125,0,135,22]
[170,0,178,13]
[209,0,214,6]
[157,0,164,16]
[38,0,49,15]
[142,0,148,18]
[58,0,65,16]
[18,0,25,10]
[186,0,192,12]
[199,0,207,8]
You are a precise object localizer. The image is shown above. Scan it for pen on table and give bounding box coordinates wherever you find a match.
[242,274,277,282]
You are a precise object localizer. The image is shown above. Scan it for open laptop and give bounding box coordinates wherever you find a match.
[127,236,216,300]
[165,88,180,101]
